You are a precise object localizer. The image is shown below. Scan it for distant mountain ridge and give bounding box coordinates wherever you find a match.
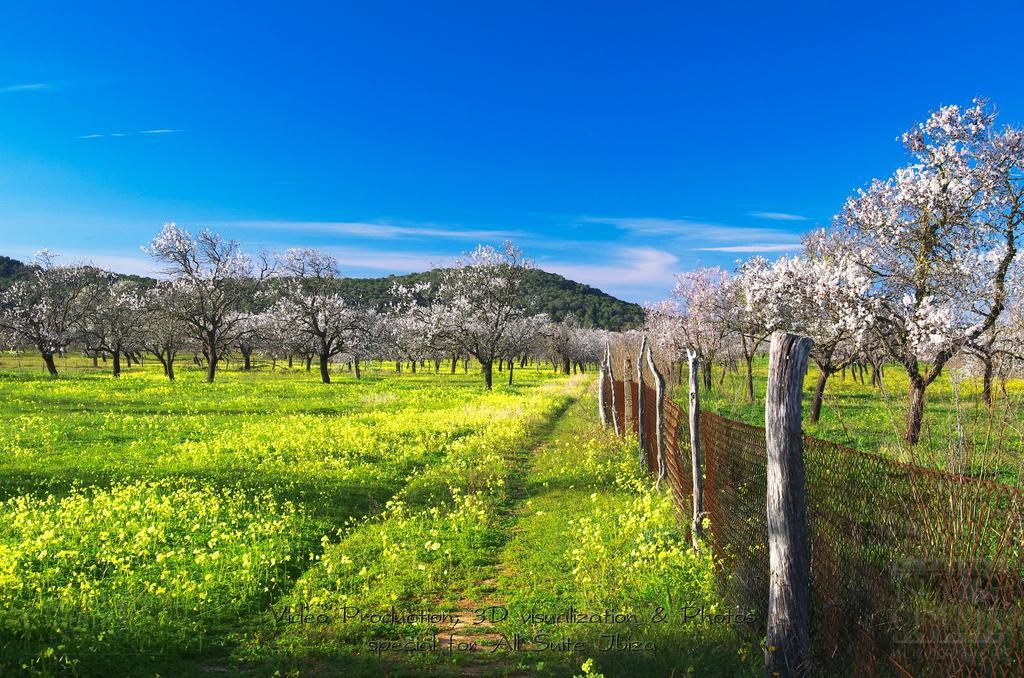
[0,255,642,330]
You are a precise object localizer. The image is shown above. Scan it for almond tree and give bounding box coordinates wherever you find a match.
[746,235,870,422]
[671,266,733,390]
[271,247,363,383]
[836,100,1024,443]
[82,278,146,378]
[140,283,187,381]
[731,258,774,402]
[405,242,531,389]
[0,251,99,376]
[145,223,271,382]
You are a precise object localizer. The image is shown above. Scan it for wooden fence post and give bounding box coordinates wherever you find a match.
[607,346,621,436]
[764,332,813,678]
[598,350,609,429]
[635,337,648,472]
[645,343,666,485]
[687,349,705,551]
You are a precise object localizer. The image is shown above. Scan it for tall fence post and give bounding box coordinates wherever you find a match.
[645,343,666,485]
[635,337,648,472]
[598,349,609,429]
[608,347,621,436]
[687,349,705,551]
[764,332,813,678]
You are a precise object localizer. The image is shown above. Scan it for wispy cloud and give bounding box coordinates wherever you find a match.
[2,77,121,94]
[0,83,53,93]
[581,214,803,247]
[4,247,158,277]
[225,220,524,242]
[579,216,706,236]
[698,243,801,253]
[78,128,184,139]
[748,211,810,221]
[541,247,679,302]
[320,246,454,273]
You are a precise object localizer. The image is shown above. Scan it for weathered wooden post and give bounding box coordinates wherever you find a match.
[764,332,813,678]
[687,348,704,551]
[645,343,666,485]
[607,346,621,436]
[598,350,609,429]
[635,337,648,472]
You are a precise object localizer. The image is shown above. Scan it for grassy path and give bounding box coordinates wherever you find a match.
[369,380,759,677]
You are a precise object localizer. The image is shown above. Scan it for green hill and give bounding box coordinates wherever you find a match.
[0,255,643,331]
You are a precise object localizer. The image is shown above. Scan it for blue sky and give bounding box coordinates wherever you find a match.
[2,1,1023,303]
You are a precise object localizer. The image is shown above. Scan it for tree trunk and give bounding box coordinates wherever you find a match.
[206,345,218,383]
[508,361,514,386]
[463,358,468,373]
[396,360,402,373]
[319,352,331,383]
[982,357,994,407]
[481,360,493,389]
[288,354,293,368]
[354,357,361,379]
[561,356,570,375]
[905,376,926,444]
[42,351,59,377]
[92,355,98,368]
[166,355,175,381]
[744,352,755,403]
[809,369,829,424]
[243,350,251,371]
[764,332,813,678]
[450,354,457,374]
[112,350,121,378]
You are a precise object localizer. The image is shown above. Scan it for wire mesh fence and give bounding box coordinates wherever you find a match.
[602,372,1024,676]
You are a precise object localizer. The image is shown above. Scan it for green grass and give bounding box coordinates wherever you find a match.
[0,354,745,676]
[696,357,1024,486]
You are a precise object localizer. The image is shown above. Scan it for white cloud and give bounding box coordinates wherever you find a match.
[698,243,801,253]
[3,247,159,277]
[748,211,810,221]
[579,216,707,236]
[77,128,183,139]
[225,220,524,242]
[541,247,679,293]
[0,83,52,93]
[580,215,803,244]
[319,246,454,273]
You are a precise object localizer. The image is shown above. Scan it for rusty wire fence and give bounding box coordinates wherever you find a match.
[603,372,1024,676]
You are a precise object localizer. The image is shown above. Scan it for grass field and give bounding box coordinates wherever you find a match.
[0,355,754,676]
[697,357,1024,486]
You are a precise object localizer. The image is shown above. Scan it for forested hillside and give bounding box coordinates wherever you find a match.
[0,255,642,331]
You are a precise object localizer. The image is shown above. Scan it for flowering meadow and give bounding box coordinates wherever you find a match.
[0,356,749,676]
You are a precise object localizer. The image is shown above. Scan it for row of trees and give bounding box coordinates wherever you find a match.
[645,100,1024,444]
[0,229,607,388]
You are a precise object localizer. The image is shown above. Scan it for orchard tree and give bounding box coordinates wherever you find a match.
[83,278,146,378]
[836,100,1024,443]
[0,251,99,376]
[731,258,774,402]
[145,223,272,382]
[408,242,532,389]
[140,283,187,381]
[747,234,870,422]
[671,266,733,390]
[272,247,364,383]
